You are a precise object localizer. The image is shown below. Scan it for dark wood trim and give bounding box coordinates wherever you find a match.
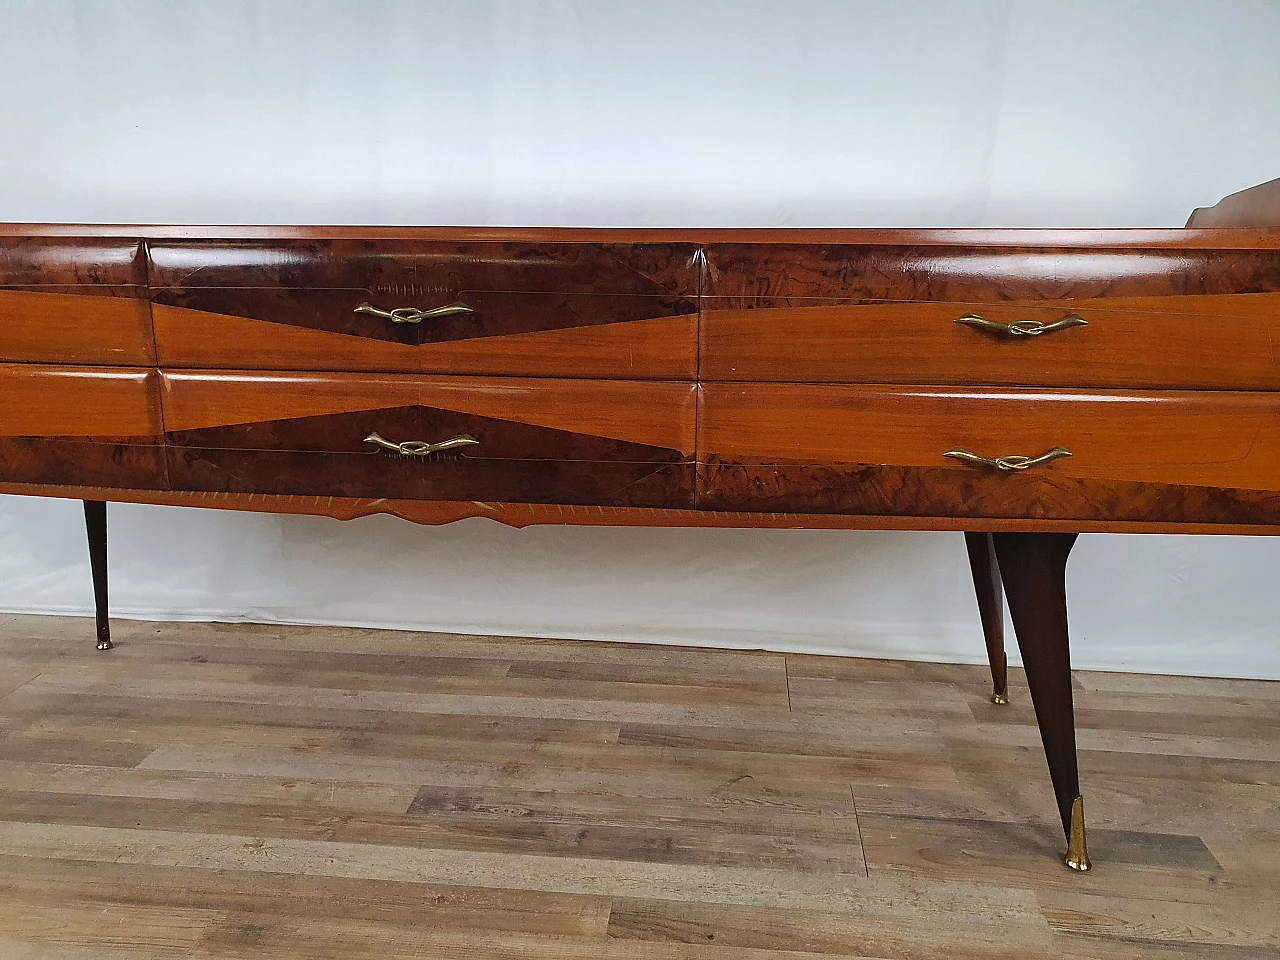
[992,532,1080,839]
[964,532,1007,703]
[82,500,111,651]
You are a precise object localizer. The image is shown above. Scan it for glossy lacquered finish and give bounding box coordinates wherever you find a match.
[0,238,153,365]
[0,363,165,488]
[161,372,697,505]
[149,240,698,378]
[702,293,1280,389]
[698,383,1280,524]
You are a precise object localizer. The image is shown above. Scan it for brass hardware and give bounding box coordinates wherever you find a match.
[1062,795,1092,871]
[944,446,1072,472]
[353,301,473,324]
[364,432,479,456]
[955,313,1087,337]
[990,690,1010,705]
[96,638,113,651]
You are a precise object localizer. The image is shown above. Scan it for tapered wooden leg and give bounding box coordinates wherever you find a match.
[964,531,1008,704]
[83,500,112,651]
[991,531,1089,870]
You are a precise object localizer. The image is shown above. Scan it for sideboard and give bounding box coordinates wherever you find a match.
[3,177,1279,871]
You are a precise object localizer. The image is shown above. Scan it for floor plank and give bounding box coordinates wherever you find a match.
[1,613,1277,958]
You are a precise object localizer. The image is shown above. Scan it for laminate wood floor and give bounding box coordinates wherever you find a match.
[0,613,1277,959]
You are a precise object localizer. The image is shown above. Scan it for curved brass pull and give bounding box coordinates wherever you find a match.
[955,313,1087,337]
[944,446,1072,472]
[364,432,479,456]
[353,301,473,324]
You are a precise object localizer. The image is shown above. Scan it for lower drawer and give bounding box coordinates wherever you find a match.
[698,384,1280,524]
[0,363,167,488]
[160,371,697,506]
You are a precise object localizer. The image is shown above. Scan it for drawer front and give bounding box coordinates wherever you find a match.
[0,238,153,365]
[0,363,166,489]
[698,384,1280,525]
[701,293,1280,389]
[149,240,698,378]
[702,243,1280,300]
[161,371,696,506]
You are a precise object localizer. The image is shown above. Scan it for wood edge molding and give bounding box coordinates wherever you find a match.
[5,223,1280,248]
[3,482,1280,536]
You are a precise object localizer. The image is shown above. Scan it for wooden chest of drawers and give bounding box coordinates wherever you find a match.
[3,177,1279,871]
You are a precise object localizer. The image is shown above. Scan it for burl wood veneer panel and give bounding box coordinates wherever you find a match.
[148,240,698,377]
[0,363,166,489]
[160,372,697,505]
[701,244,1280,301]
[697,383,1280,525]
[0,238,153,365]
[702,293,1280,389]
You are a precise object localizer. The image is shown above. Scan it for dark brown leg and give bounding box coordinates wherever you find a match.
[991,531,1090,871]
[83,500,112,651]
[964,531,1008,704]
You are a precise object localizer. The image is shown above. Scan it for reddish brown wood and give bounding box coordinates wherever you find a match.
[964,532,1007,702]
[5,480,1280,535]
[701,294,1280,389]
[701,243,1280,301]
[0,237,145,285]
[0,364,163,439]
[6,222,1280,249]
[0,289,155,366]
[147,239,698,377]
[166,404,693,506]
[159,371,697,453]
[698,383,1280,493]
[152,303,696,378]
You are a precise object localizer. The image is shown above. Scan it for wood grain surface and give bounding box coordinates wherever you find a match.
[160,371,697,453]
[1,614,1276,959]
[701,293,1280,389]
[0,289,155,366]
[0,364,162,438]
[699,383,1280,490]
[153,303,697,378]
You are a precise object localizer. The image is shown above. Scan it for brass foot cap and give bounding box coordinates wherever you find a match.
[96,638,113,651]
[990,691,1009,705]
[1062,851,1092,871]
[1062,795,1091,871]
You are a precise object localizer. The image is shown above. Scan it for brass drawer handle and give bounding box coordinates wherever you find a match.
[955,313,1087,337]
[364,432,479,456]
[944,446,1072,471]
[354,301,474,324]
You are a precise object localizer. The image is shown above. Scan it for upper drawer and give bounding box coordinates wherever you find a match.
[0,238,153,365]
[701,293,1280,389]
[149,240,698,378]
[702,243,1280,301]
[160,371,696,507]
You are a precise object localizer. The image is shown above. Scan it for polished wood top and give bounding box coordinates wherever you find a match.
[2,222,1280,248]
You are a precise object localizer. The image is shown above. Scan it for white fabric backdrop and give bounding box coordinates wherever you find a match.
[2,0,1279,678]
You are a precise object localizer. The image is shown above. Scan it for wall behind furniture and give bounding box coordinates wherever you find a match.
[2,0,1279,678]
